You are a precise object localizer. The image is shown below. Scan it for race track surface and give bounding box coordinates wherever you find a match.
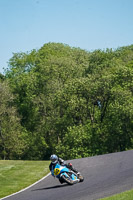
[2,150,133,200]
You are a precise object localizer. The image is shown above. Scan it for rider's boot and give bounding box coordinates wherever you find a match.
[67,163,79,174]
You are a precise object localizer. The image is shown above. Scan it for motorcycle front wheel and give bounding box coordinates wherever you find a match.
[61,175,74,185]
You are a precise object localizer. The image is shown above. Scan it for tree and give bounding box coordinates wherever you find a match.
[0,81,27,159]
[4,43,133,160]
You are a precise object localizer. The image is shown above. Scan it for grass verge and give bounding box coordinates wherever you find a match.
[0,160,50,199]
[99,189,133,200]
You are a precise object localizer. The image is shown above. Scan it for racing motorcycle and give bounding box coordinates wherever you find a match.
[50,163,84,185]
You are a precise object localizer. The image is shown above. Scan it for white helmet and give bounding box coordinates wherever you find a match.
[50,154,58,164]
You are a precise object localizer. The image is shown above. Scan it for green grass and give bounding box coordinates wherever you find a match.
[0,160,50,198]
[99,189,133,200]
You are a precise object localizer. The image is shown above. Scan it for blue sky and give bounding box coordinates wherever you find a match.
[0,0,133,74]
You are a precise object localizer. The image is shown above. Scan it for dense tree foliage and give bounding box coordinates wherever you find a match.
[0,80,27,159]
[1,42,133,160]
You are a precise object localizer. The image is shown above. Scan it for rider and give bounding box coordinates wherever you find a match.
[49,154,80,183]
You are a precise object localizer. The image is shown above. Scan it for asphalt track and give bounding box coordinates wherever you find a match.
[2,150,133,200]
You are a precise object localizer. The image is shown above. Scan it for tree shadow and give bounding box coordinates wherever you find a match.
[32,184,71,191]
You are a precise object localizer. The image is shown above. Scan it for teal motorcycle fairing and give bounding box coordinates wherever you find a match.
[51,163,80,184]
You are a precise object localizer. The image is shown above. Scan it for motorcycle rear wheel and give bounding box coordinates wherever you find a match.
[78,174,84,182]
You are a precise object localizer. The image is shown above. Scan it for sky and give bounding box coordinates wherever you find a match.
[0,0,133,74]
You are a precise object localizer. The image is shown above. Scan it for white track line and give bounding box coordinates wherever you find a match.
[1,172,51,200]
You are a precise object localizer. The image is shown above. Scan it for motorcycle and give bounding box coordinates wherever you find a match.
[50,163,84,185]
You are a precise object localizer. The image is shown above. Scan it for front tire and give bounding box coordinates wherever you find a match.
[62,175,74,185]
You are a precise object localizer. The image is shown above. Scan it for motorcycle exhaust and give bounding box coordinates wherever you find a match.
[73,179,80,184]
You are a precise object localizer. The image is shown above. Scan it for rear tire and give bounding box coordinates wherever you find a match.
[62,175,74,185]
[78,174,84,182]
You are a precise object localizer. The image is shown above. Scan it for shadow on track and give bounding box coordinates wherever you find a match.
[32,184,70,191]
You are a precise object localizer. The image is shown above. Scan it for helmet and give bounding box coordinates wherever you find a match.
[50,154,58,164]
